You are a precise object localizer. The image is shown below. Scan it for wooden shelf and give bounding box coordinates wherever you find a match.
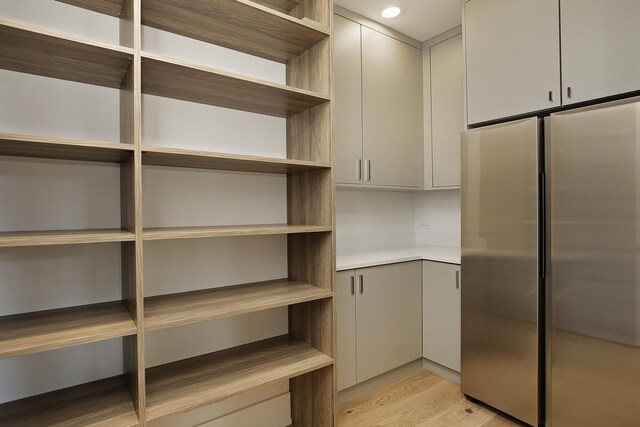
[0,375,139,427]
[145,279,332,331]
[0,301,137,359]
[142,145,330,173]
[0,229,136,248]
[142,224,331,241]
[252,0,300,14]
[0,132,133,163]
[0,18,133,88]
[141,53,329,117]
[57,0,126,17]
[145,335,333,421]
[142,0,328,63]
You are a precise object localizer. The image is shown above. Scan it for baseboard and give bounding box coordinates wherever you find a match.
[421,358,461,384]
[337,359,423,404]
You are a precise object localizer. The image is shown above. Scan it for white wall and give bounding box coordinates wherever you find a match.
[0,2,290,425]
[336,188,461,254]
[336,189,416,255]
[414,190,461,247]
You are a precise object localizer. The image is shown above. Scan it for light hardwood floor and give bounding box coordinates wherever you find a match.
[338,370,525,427]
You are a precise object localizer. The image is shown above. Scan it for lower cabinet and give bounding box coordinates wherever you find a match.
[337,261,422,391]
[423,260,461,372]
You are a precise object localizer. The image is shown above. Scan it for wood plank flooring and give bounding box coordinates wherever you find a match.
[338,370,526,427]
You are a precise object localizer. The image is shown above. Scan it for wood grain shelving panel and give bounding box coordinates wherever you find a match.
[0,375,139,427]
[0,18,133,88]
[0,132,133,163]
[0,229,136,248]
[145,335,333,421]
[252,0,300,14]
[0,301,137,359]
[56,0,126,17]
[142,145,330,173]
[142,0,328,63]
[145,279,332,330]
[141,53,329,117]
[142,224,331,241]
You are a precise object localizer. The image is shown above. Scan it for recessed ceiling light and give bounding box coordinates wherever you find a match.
[381,6,403,19]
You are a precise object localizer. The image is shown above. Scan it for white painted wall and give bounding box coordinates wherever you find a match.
[336,188,461,255]
[335,189,416,256]
[414,190,461,247]
[0,2,290,425]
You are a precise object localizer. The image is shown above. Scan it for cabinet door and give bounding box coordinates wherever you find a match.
[337,270,357,391]
[423,261,461,372]
[334,14,363,185]
[561,0,640,105]
[362,27,422,188]
[356,264,395,383]
[465,0,561,125]
[430,34,463,188]
[394,261,422,366]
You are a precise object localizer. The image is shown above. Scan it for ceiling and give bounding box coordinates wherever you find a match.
[334,0,463,43]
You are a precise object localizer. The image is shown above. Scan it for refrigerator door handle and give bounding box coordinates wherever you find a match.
[455,270,460,289]
[539,171,546,279]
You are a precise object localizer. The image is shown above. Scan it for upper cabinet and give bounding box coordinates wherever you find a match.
[427,34,464,188]
[560,0,640,105]
[464,0,561,125]
[362,27,423,188]
[334,14,363,185]
[334,13,423,188]
[465,0,640,125]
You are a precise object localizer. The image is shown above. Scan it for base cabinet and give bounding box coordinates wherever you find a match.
[337,261,422,391]
[423,261,461,372]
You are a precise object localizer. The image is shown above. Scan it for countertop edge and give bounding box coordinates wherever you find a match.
[336,247,461,271]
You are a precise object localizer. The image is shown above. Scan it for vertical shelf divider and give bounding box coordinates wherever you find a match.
[286,0,335,425]
[120,0,146,424]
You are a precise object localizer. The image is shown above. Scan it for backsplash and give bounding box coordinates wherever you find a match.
[336,188,461,255]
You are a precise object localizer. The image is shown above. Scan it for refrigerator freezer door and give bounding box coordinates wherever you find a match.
[461,117,540,426]
[549,100,640,427]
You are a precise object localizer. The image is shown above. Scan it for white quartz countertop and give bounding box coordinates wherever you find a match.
[337,246,461,271]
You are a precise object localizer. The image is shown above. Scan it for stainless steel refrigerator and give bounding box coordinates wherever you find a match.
[461,99,640,426]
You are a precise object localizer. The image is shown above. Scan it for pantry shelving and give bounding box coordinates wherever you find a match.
[144,279,333,330]
[0,301,137,359]
[0,132,134,163]
[0,375,139,427]
[141,53,329,117]
[0,18,133,88]
[145,335,334,422]
[2,0,335,424]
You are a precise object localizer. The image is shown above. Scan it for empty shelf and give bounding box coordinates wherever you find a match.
[142,0,328,63]
[0,229,136,248]
[142,224,331,241]
[0,301,137,359]
[145,335,333,421]
[0,132,133,163]
[56,0,126,17]
[145,279,332,330]
[141,53,329,117]
[0,18,133,88]
[142,146,330,173]
[0,375,139,427]
[251,0,300,14]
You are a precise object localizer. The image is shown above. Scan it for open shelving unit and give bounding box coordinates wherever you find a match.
[0,0,335,424]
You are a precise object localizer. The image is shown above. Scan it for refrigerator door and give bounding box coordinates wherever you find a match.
[549,100,640,427]
[461,117,540,426]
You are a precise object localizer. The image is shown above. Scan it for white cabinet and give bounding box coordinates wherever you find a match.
[336,270,357,390]
[394,261,423,366]
[464,0,561,125]
[334,14,363,185]
[337,261,422,390]
[356,265,396,383]
[561,0,640,105]
[362,27,423,188]
[427,34,464,188]
[423,261,461,372]
[333,12,423,189]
